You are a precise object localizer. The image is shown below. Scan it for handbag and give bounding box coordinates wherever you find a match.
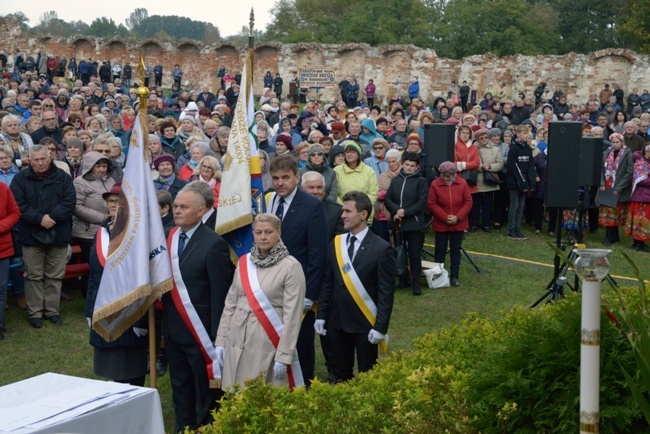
[457,149,477,186]
[393,222,409,276]
[479,151,501,185]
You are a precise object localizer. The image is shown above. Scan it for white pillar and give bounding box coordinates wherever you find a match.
[580,279,601,434]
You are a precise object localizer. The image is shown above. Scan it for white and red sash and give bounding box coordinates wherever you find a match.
[95,227,110,267]
[167,226,221,387]
[238,254,304,390]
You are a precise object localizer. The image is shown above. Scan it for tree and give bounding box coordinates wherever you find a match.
[618,0,650,53]
[225,25,264,44]
[126,8,149,33]
[2,12,30,30]
[88,17,128,38]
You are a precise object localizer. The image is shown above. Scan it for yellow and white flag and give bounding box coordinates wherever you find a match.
[92,108,173,342]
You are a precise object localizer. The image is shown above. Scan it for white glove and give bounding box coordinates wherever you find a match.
[368,329,386,345]
[303,298,314,312]
[215,346,225,371]
[133,327,148,337]
[314,319,327,336]
[86,317,91,327]
[273,361,287,381]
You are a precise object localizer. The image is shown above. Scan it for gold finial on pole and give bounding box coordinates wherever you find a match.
[136,51,149,109]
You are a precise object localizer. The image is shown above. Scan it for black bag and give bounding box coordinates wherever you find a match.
[483,171,501,185]
[394,223,409,276]
[33,227,56,245]
[461,170,477,186]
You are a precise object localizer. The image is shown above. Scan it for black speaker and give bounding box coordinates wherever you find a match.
[545,122,583,208]
[424,124,456,167]
[579,137,604,187]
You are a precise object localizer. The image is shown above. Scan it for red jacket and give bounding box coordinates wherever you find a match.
[0,183,21,259]
[427,176,472,233]
[454,140,480,194]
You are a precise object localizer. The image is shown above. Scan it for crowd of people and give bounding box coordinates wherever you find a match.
[1,55,650,431]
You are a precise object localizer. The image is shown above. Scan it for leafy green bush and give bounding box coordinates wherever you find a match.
[196,291,647,434]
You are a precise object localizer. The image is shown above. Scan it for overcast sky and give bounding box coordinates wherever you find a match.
[0,0,274,37]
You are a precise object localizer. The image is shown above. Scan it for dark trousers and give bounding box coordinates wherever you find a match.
[296,309,315,386]
[470,192,493,228]
[493,180,509,225]
[508,189,526,232]
[461,97,468,113]
[528,197,545,230]
[328,327,378,382]
[75,238,93,296]
[81,74,90,85]
[155,74,162,86]
[319,327,336,383]
[402,230,425,289]
[548,207,559,233]
[434,231,463,280]
[166,338,220,434]
[367,97,374,107]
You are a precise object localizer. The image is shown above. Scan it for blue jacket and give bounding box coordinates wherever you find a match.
[408,81,420,99]
[78,60,89,75]
[0,165,19,186]
[359,118,383,144]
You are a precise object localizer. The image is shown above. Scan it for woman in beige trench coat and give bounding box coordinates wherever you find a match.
[215,213,306,390]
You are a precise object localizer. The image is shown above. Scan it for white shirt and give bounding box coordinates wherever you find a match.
[201,208,215,226]
[347,227,369,261]
[270,187,298,220]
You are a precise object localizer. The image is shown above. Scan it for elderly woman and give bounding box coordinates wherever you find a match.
[85,183,148,385]
[63,137,84,179]
[73,151,115,294]
[22,116,42,136]
[178,142,210,181]
[455,125,480,199]
[600,133,634,245]
[427,161,472,287]
[177,116,207,150]
[0,114,34,166]
[294,142,310,169]
[148,133,164,165]
[215,213,306,390]
[108,137,126,169]
[377,149,402,241]
[626,144,650,251]
[209,126,230,165]
[0,181,21,339]
[363,138,389,180]
[299,143,338,203]
[153,155,188,201]
[203,119,219,139]
[471,128,503,232]
[86,116,105,140]
[385,152,429,295]
[190,155,222,209]
[274,134,294,158]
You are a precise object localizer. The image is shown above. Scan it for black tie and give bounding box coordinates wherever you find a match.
[275,197,285,221]
[178,232,188,257]
[348,235,357,261]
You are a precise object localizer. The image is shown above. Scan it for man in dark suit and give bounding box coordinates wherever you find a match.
[268,156,328,386]
[301,170,344,241]
[197,85,216,107]
[315,191,395,382]
[163,184,234,433]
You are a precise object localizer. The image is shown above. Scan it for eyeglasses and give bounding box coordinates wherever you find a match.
[311,152,324,157]
[72,120,81,124]
[373,147,384,150]
[46,147,57,151]
[107,199,119,205]
[96,149,111,154]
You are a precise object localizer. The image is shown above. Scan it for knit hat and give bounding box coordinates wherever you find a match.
[438,161,456,174]
[276,133,293,151]
[329,144,345,161]
[308,144,325,157]
[261,104,273,112]
[163,110,175,117]
[102,182,122,201]
[472,128,490,141]
[502,130,514,137]
[180,115,196,125]
[488,128,502,139]
[406,133,423,148]
[330,121,346,132]
[66,137,83,150]
[343,141,362,158]
[154,154,176,170]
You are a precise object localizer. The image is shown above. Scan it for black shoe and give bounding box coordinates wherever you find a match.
[469,227,477,233]
[507,231,521,240]
[603,237,612,246]
[412,286,422,296]
[48,315,63,325]
[516,231,528,240]
[156,350,168,377]
[450,278,460,287]
[483,227,491,233]
[29,318,43,328]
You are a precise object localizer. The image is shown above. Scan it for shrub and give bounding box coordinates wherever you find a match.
[196,291,647,434]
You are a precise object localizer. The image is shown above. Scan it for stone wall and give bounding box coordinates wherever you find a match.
[2,20,648,105]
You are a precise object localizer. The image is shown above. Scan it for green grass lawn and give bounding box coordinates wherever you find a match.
[1,224,648,432]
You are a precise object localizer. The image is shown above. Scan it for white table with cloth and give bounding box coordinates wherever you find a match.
[0,372,164,434]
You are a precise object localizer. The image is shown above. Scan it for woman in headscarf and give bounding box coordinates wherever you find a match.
[626,144,650,251]
[299,143,338,203]
[427,161,472,287]
[215,213,306,390]
[599,133,633,245]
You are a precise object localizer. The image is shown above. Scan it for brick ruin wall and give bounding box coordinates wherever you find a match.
[1,22,649,105]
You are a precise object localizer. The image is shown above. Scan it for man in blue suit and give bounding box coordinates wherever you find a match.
[268,155,328,386]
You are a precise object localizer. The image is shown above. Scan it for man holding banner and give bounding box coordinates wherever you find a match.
[164,183,234,433]
[315,191,395,382]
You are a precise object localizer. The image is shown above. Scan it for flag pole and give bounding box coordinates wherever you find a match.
[136,51,158,387]
[249,8,255,69]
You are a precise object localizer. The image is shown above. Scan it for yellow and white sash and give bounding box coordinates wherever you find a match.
[167,227,221,388]
[239,254,304,389]
[334,234,388,353]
